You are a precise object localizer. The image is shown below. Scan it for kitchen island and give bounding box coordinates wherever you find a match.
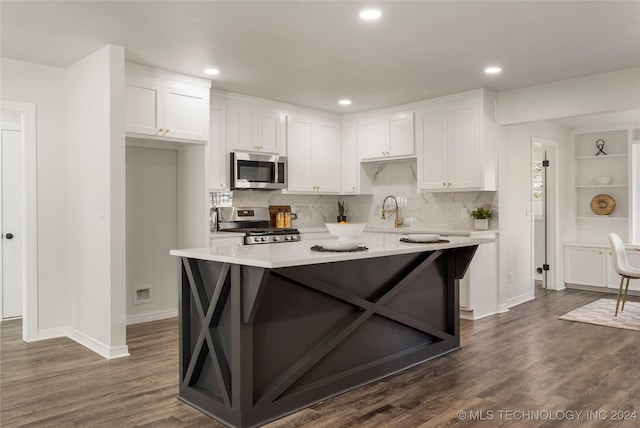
[170,234,491,427]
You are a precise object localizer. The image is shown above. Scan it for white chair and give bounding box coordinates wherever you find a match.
[609,233,640,316]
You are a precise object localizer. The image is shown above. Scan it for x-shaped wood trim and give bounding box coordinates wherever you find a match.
[255,250,447,405]
[182,259,232,406]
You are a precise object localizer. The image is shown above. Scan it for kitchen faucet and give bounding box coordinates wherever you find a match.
[380,195,403,228]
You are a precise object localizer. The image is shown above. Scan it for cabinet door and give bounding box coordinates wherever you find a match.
[125,83,161,136]
[341,120,359,194]
[314,120,341,193]
[387,112,414,157]
[229,101,258,152]
[564,246,607,287]
[447,99,480,189]
[209,105,228,191]
[416,105,448,190]
[360,117,387,160]
[163,86,208,141]
[286,116,315,192]
[258,108,286,154]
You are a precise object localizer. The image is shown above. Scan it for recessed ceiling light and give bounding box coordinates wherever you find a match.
[339,99,352,106]
[484,66,502,74]
[359,9,382,20]
[204,68,220,76]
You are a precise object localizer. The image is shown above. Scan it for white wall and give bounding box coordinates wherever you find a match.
[126,146,179,324]
[64,45,127,358]
[498,67,640,125]
[0,58,69,333]
[498,121,572,307]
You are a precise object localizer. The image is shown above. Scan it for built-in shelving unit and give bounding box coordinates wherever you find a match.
[564,124,639,293]
[573,128,632,243]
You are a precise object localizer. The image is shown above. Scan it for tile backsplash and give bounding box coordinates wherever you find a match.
[217,160,498,230]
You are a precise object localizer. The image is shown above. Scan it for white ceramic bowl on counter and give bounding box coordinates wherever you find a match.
[324,222,366,241]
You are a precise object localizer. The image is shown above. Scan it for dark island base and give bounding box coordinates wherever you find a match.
[178,247,477,428]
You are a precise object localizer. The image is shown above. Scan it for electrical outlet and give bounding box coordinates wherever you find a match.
[508,272,513,283]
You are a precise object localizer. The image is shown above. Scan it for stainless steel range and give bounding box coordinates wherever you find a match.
[216,207,300,245]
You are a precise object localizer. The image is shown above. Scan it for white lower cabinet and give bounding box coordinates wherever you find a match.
[459,232,498,320]
[286,114,341,194]
[564,243,640,291]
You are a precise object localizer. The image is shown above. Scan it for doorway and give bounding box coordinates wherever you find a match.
[1,115,23,318]
[0,100,37,340]
[532,138,558,294]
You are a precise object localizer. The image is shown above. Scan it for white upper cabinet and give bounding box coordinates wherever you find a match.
[286,114,341,194]
[227,99,286,154]
[360,112,414,161]
[416,90,497,191]
[341,120,359,194]
[125,63,211,142]
[208,103,228,191]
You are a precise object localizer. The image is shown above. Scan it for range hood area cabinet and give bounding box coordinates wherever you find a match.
[359,111,415,161]
[124,63,211,143]
[415,90,497,191]
[227,98,286,155]
[285,113,342,194]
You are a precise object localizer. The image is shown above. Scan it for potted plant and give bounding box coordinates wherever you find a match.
[470,206,493,230]
[336,200,349,223]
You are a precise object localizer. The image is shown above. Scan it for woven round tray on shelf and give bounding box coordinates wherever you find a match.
[590,194,615,215]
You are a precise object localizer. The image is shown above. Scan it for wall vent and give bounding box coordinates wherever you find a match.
[134,286,152,305]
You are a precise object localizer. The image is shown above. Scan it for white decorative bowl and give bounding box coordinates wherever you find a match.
[324,222,366,241]
[594,176,612,185]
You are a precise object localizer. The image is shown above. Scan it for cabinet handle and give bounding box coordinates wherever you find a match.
[352,186,356,190]
[448,182,452,187]
[165,129,170,134]
[158,128,164,133]
[442,182,447,186]
[599,251,603,255]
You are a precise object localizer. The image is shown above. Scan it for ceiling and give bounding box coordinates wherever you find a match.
[1,1,640,113]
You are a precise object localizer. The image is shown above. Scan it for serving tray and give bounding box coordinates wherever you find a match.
[399,238,450,244]
[310,245,368,253]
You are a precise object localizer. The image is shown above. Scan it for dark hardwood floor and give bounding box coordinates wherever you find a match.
[2,288,639,427]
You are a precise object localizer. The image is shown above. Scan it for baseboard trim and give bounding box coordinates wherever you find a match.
[24,327,67,342]
[506,292,535,309]
[126,308,178,325]
[496,304,510,313]
[565,283,640,296]
[67,328,130,359]
[460,309,498,321]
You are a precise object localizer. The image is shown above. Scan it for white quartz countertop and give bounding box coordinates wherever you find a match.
[210,227,498,239]
[174,234,494,268]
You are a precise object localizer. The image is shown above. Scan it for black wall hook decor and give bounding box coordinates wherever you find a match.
[595,138,607,156]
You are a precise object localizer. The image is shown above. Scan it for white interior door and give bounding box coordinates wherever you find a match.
[1,124,24,318]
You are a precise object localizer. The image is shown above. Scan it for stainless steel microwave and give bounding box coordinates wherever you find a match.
[230,151,287,190]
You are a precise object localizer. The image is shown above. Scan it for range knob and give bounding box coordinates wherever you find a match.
[273,236,280,242]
